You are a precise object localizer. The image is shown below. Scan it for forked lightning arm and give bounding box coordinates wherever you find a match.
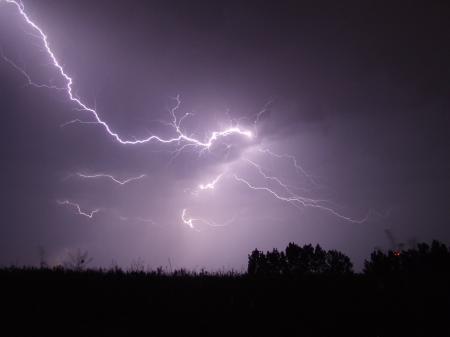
[2,0,253,148]
[258,148,319,186]
[232,173,369,224]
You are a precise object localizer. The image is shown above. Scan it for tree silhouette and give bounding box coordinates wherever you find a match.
[266,248,284,275]
[325,249,353,275]
[248,242,353,276]
[248,249,266,275]
[364,240,450,276]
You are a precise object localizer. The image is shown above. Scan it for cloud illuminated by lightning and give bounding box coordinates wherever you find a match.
[57,200,99,218]
[76,173,146,185]
[2,0,371,229]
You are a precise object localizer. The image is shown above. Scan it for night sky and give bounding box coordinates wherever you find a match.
[0,0,449,270]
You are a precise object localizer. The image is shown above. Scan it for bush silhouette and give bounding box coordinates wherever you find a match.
[62,249,93,271]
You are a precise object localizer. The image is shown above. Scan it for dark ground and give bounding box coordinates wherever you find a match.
[1,266,449,336]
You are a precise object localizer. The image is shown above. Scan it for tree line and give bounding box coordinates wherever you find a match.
[247,240,450,276]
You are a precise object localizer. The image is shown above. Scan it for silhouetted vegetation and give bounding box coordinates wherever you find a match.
[364,240,450,276]
[248,243,353,276]
[1,240,450,336]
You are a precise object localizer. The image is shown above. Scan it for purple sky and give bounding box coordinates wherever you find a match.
[0,0,449,270]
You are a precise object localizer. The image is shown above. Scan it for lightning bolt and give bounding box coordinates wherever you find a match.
[0,50,65,90]
[2,0,372,230]
[57,200,99,218]
[232,172,368,224]
[181,208,234,230]
[258,147,320,187]
[253,99,273,126]
[76,173,146,185]
[198,174,223,190]
[181,208,198,230]
[242,158,320,203]
[2,0,253,149]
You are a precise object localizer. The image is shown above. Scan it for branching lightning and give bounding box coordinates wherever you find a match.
[2,0,371,230]
[242,158,321,204]
[57,200,99,218]
[2,0,253,149]
[258,147,319,187]
[0,50,65,90]
[232,171,368,224]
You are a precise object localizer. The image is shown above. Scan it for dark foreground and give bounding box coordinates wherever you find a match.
[1,267,449,336]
